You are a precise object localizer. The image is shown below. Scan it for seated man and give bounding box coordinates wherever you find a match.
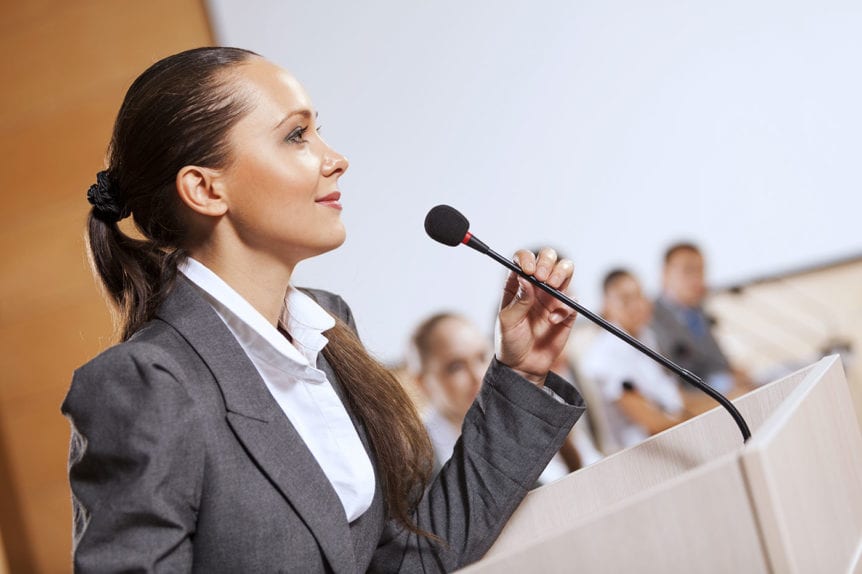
[580,269,687,449]
[651,242,750,393]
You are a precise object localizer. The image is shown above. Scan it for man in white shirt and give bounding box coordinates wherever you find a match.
[580,269,687,449]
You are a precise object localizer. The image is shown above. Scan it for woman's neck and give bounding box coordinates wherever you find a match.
[188,244,294,327]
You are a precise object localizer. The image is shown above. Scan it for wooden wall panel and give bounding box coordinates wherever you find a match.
[0,1,213,571]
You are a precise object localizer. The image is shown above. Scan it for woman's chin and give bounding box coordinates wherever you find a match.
[324,226,347,252]
[292,229,347,263]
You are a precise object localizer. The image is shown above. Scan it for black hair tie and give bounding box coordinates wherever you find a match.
[87,170,131,223]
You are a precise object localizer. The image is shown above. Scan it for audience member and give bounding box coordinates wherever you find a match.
[580,269,688,449]
[408,313,583,483]
[548,349,607,464]
[651,243,751,393]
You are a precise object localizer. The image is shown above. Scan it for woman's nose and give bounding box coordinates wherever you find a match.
[322,147,349,176]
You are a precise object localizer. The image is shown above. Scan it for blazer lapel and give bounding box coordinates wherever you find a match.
[156,278,358,573]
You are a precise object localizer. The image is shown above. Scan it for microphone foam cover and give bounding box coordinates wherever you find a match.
[424,205,470,247]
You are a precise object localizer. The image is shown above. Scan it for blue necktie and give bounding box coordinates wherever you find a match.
[683,308,707,338]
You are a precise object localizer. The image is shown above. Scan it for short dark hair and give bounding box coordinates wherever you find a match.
[410,312,464,369]
[602,268,632,294]
[664,242,702,266]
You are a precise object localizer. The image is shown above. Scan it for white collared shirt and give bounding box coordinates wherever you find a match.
[580,326,684,449]
[180,258,376,522]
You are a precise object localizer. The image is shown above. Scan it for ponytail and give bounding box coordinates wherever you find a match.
[85,212,182,341]
[323,320,436,539]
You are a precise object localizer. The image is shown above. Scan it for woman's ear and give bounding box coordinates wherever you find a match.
[176,165,228,217]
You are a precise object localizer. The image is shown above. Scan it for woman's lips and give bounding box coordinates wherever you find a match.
[315,191,342,210]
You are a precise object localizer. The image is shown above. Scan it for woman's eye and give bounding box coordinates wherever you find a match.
[285,126,309,143]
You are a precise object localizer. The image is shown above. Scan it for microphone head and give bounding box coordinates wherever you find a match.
[424,204,470,247]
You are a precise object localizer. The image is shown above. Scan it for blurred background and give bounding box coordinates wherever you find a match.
[1,0,859,571]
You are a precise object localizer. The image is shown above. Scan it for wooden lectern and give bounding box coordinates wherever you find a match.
[459,356,862,573]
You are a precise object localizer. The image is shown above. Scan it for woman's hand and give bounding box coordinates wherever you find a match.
[496,248,577,386]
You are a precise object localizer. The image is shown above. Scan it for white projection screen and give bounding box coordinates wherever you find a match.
[207,0,862,361]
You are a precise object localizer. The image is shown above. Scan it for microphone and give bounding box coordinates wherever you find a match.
[424,204,752,443]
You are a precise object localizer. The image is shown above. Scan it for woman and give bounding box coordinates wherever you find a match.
[408,313,588,481]
[63,47,584,572]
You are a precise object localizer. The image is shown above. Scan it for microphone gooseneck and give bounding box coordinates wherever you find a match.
[424,204,752,443]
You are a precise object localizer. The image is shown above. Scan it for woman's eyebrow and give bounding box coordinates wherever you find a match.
[273,109,318,130]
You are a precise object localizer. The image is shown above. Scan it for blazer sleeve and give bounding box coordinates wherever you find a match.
[61,342,205,573]
[370,358,585,573]
[302,288,585,572]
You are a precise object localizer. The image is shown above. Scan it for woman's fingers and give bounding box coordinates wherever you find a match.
[514,248,573,289]
[533,247,557,282]
[496,247,579,385]
[503,248,577,324]
[500,274,534,320]
[513,249,537,275]
[505,249,577,320]
[547,258,574,291]
[547,305,578,326]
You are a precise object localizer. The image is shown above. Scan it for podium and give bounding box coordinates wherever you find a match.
[459,356,862,573]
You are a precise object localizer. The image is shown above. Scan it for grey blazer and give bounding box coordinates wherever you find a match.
[650,297,731,381]
[62,278,584,573]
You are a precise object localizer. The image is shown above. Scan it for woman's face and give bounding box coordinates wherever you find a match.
[215,58,349,265]
[420,317,491,424]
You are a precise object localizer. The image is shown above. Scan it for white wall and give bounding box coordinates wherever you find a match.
[208,0,862,362]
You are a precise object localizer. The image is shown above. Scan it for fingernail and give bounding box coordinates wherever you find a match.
[549,310,568,324]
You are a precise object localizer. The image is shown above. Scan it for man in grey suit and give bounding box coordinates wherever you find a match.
[651,243,750,394]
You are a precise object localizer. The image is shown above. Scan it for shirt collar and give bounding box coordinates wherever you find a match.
[281,284,336,361]
[179,257,335,367]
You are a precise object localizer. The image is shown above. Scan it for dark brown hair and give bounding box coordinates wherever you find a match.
[323,322,434,536]
[88,46,257,339]
[86,47,433,535]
